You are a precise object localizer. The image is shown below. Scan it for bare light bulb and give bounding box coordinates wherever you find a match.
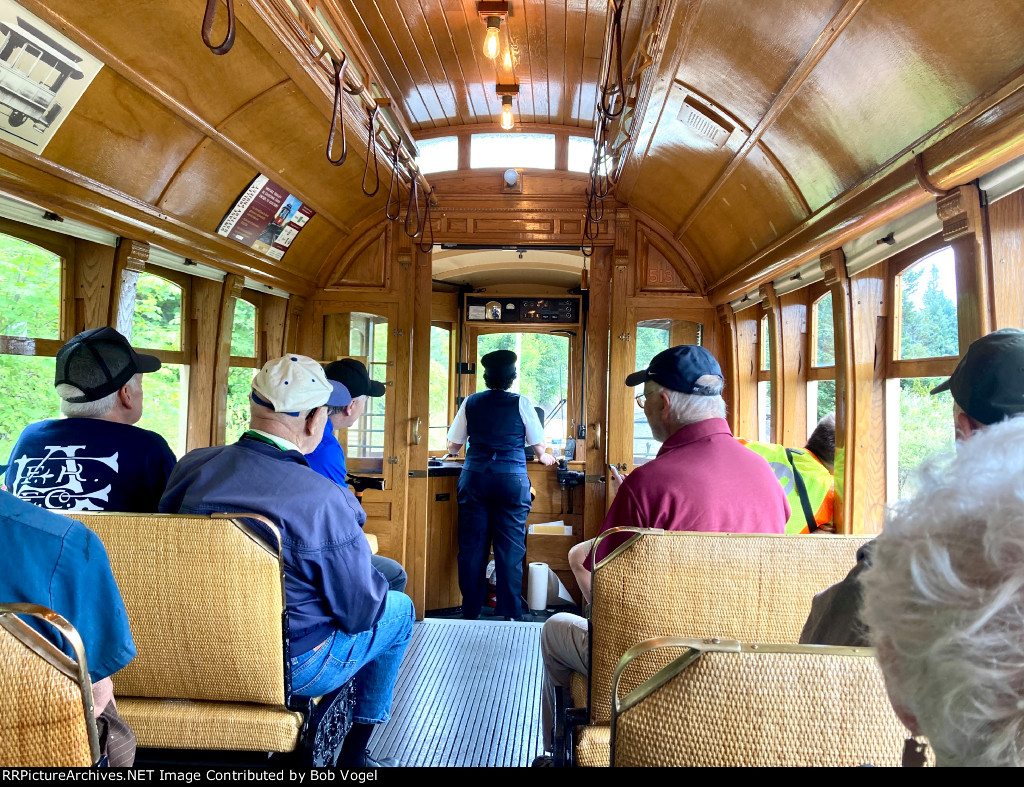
[503,48,513,70]
[500,96,514,130]
[483,17,501,60]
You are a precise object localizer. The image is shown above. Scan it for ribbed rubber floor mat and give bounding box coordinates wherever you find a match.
[368,619,545,767]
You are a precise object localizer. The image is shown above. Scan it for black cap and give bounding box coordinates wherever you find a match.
[930,328,1024,425]
[55,327,161,403]
[324,358,386,398]
[625,345,723,395]
[481,349,518,377]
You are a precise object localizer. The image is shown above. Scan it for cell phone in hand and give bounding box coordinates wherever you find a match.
[608,463,623,483]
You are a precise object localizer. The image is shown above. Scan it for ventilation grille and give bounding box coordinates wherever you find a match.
[678,96,733,148]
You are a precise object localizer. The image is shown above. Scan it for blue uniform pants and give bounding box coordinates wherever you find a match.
[456,470,532,618]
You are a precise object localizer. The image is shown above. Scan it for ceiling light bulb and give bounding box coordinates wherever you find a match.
[500,95,514,130]
[483,17,501,60]
[503,48,513,70]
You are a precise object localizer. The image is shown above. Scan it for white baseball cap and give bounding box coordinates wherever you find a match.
[251,355,352,415]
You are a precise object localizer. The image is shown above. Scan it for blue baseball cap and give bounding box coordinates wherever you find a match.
[625,345,723,395]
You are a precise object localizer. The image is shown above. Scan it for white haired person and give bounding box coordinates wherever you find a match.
[534,345,789,763]
[860,416,1024,767]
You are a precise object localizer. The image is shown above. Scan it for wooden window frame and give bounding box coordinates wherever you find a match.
[807,280,836,382]
[885,234,958,380]
[228,289,260,370]
[132,265,190,366]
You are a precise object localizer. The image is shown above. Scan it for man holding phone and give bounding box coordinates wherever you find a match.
[537,345,789,759]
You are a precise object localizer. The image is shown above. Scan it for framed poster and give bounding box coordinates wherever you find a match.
[0,0,103,153]
[217,174,316,260]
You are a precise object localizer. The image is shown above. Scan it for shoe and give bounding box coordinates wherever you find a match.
[531,755,555,767]
[359,751,401,767]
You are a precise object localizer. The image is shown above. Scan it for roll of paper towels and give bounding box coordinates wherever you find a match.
[527,562,550,611]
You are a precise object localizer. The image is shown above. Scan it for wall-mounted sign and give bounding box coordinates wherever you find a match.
[0,0,103,154]
[217,174,316,260]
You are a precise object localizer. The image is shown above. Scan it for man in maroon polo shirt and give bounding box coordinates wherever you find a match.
[535,345,790,759]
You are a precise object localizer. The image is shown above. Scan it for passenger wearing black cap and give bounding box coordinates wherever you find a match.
[801,327,1024,649]
[4,327,176,512]
[446,349,556,621]
[536,345,789,760]
[307,358,408,592]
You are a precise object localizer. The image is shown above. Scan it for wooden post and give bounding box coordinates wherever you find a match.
[937,183,993,349]
[283,295,307,354]
[717,304,739,432]
[210,274,244,445]
[583,244,612,540]
[760,283,783,443]
[109,239,148,338]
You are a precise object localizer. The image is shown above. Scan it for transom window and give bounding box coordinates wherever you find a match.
[808,287,837,432]
[416,136,458,174]
[567,137,596,173]
[470,133,556,170]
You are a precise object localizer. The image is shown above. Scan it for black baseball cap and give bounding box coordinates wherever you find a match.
[55,327,161,403]
[324,358,386,398]
[625,345,723,395]
[481,349,517,377]
[930,328,1024,425]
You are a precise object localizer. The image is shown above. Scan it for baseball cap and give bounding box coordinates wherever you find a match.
[324,358,386,398]
[251,355,351,416]
[930,328,1024,425]
[55,327,161,403]
[625,345,723,395]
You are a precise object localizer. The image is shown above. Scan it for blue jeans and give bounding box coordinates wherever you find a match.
[289,591,414,724]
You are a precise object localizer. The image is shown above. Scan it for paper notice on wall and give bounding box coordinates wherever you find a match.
[217,174,316,260]
[528,521,572,536]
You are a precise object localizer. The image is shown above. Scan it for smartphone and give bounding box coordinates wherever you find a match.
[608,463,624,483]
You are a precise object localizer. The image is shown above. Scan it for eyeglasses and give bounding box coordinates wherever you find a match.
[635,394,646,408]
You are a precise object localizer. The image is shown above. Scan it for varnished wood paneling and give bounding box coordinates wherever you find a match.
[45,70,205,206]
[989,190,1024,329]
[187,278,221,451]
[72,240,117,334]
[732,308,759,441]
[583,246,612,539]
[778,289,809,447]
[937,184,993,348]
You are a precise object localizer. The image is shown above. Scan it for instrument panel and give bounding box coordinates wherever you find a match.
[464,295,580,325]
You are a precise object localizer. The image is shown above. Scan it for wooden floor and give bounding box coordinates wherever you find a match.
[369,618,545,767]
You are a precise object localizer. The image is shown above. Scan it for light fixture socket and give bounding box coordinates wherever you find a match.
[495,83,520,96]
[477,1,509,19]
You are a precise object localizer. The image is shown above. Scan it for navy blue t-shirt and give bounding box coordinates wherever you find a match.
[4,418,177,512]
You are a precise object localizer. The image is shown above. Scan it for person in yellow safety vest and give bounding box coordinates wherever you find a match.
[738,413,836,534]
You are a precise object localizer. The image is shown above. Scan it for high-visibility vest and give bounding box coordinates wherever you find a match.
[737,439,835,534]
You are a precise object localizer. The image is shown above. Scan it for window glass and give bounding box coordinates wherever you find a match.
[632,319,703,465]
[0,355,59,467]
[470,133,556,170]
[135,363,188,457]
[813,292,834,366]
[225,366,255,445]
[896,247,958,360]
[567,136,595,173]
[132,273,182,351]
[345,313,388,465]
[429,325,451,451]
[230,299,257,358]
[416,136,458,174]
[893,377,954,499]
[758,380,772,442]
[760,315,770,371]
[0,233,60,339]
[815,379,836,422]
[476,332,569,450]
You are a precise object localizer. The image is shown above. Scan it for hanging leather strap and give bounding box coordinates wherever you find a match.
[385,144,402,220]
[202,0,236,55]
[326,55,348,166]
[418,188,435,253]
[361,105,381,196]
[785,448,819,533]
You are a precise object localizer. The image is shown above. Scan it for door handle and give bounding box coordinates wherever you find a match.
[591,421,601,451]
[412,416,422,445]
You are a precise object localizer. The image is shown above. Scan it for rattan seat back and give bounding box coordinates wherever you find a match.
[588,529,871,725]
[0,605,99,767]
[610,637,920,767]
[67,512,286,706]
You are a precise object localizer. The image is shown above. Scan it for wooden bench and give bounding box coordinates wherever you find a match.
[66,512,353,765]
[609,636,923,766]
[0,604,100,767]
[560,528,872,766]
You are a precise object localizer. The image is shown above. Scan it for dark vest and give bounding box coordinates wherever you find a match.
[463,390,527,473]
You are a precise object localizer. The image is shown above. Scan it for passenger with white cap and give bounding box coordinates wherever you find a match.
[160,355,413,768]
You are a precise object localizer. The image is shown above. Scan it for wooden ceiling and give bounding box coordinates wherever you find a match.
[3,0,1024,300]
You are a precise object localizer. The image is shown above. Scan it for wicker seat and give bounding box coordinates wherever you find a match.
[563,528,872,766]
[0,604,100,767]
[65,512,352,765]
[610,637,927,767]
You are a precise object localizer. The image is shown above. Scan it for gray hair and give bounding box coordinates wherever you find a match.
[57,373,141,418]
[860,416,1024,767]
[654,376,726,428]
